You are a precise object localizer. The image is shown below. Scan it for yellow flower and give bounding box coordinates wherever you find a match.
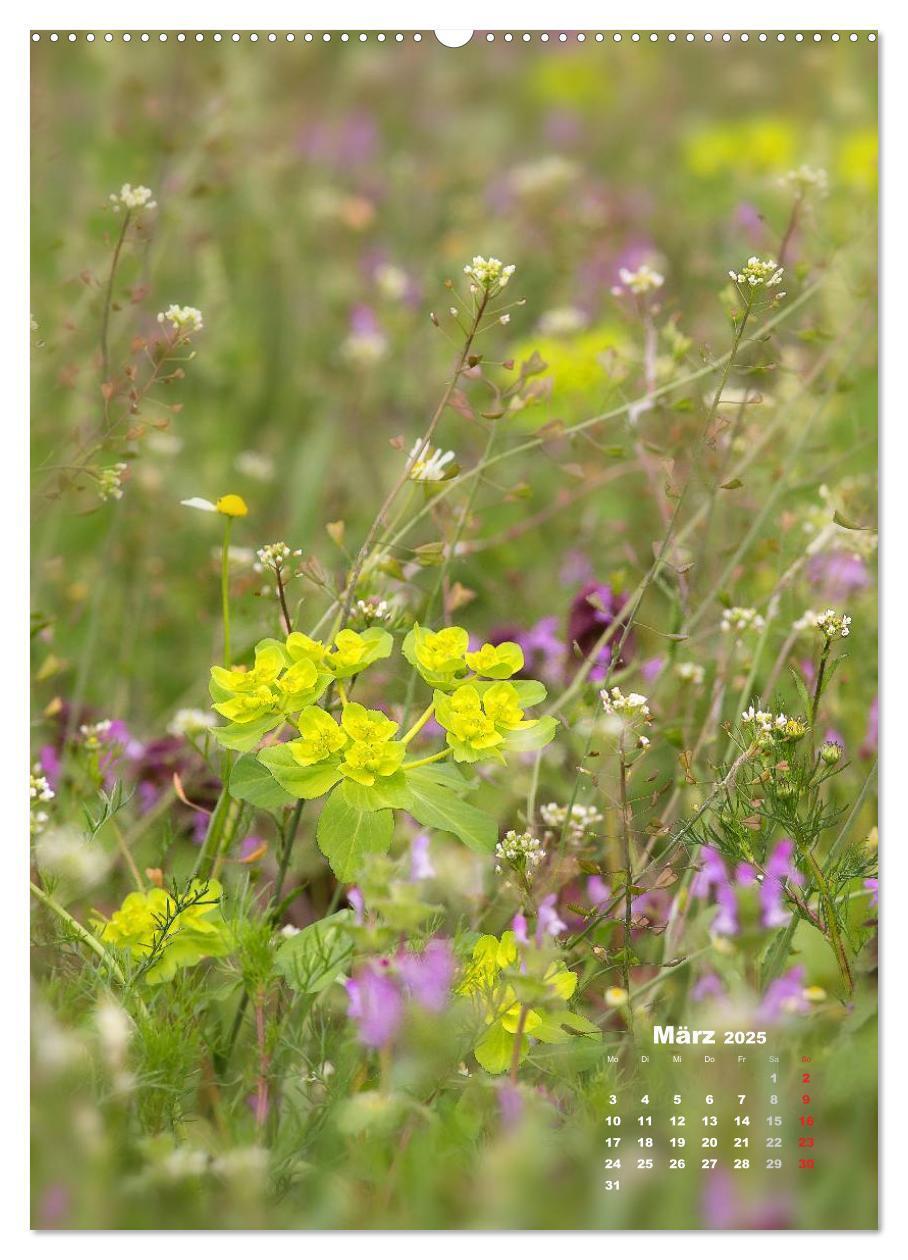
[457,931,585,1074]
[216,494,248,518]
[325,628,393,680]
[435,685,504,763]
[341,702,399,744]
[464,641,524,679]
[96,880,230,984]
[213,684,278,724]
[274,658,328,711]
[339,738,405,787]
[211,643,283,695]
[403,623,469,688]
[285,631,328,666]
[289,707,348,766]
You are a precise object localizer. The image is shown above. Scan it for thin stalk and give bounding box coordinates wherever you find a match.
[100,209,131,384]
[401,702,435,746]
[30,881,127,985]
[221,517,233,667]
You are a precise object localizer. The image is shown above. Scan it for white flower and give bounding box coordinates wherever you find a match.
[463,256,516,295]
[815,608,852,639]
[109,183,157,212]
[254,541,300,574]
[508,156,578,198]
[720,606,766,638]
[600,687,651,722]
[374,263,409,301]
[35,825,111,891]
[728,257,784,292]
[95,1000,133,1069]
[167,708,217,739]
[539,801,603,839]
[537,306,587,337]
[78,719,113,749]
[340,329,388,367]
[637,734,651,750]
[355,596,391,623]
[157,305,204,334]
[675,661,705,686]
[779,165,829,198]
[495,829,545,875]
[616,263,665,295]
[279,924,301,939]
[30,771,55,803]
[234,450,275,482]
[407,440,456,482]
[98,462,127,502]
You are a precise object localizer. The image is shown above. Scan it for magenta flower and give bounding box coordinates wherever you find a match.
[760,839,803,929]
[759,965,809,1021]
[344,960,403,1049]
[409,833,435,882]
[864,877,878,908]
[691,972,726,1002]
[537,893,567,942]
[396,939,455,1012]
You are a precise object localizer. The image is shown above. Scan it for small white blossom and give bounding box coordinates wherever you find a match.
[815,608,852,639]
[254,541,300,574]
[30,771,55,803]
[98,462,127,502]
[675,661,705,686]
[167,708,217,739]
[78,719,113,750]
[340,329,388,366]
[374,263,409,301]
[109,183,157,211]
[279,924,301,939]
[720,606,766,638]
[35,825,111,891]
[779,165,829,198]
[540,801,604,840]
[600,686,651,722]
[463,256,516,295]
[537,306,587,337]
[234,450,275,482]
[741,705,776,733]
[728,256,784,292]
[495,829,545,875]
[615,263,665,295]
[157,305,204,334]
[637,734,651,750]
[407,440,456,482]
[355,596,391,623]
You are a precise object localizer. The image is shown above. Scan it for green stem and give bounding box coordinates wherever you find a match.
[30,881,127,985]
[402,749,450,771]
[802,845,854,996]
[401,702,435,746]
[221,517,233,667]
[100,209,131,384]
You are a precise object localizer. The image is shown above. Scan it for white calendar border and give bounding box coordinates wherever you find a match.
[5,1,902,1250]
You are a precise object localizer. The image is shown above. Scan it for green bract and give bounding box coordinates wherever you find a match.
[464,640,524,679]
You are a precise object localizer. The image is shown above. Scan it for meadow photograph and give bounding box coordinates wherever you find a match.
[29,28,878,1230]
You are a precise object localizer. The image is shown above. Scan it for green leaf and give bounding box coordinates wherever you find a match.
[211,712,285,752]
[258,745,343,799]
[316,786,394,880]
[402,766,497,855]
[502,716,558,753]
[275,909,355,994]
[474,1020,520,1074]
[340,772,411,811]
[228,755,295,810]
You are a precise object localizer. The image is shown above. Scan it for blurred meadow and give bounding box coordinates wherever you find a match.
[30,34,877,1230]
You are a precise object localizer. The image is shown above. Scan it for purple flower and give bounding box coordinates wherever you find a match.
[347,887,364,925]
[397,939,455,1012]
[807,549,870,601]
[864,877,878,908]
[691,972,726,1002]
[512,912,530,945]
[759,966,809,1021]
[691,847,738,935]
[760,839,803,929]
[640,656,665,684]
[536,893,567,943]
[559,550,594,587]
[586,875,610,907]
[567,582,632,679]
[409,833,435,882]
[344,961,403,1049]
[497,1082,525,1130]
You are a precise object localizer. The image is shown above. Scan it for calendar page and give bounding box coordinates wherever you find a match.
[29,26,878,1231]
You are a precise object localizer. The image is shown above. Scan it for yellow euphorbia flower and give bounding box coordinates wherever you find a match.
[213,684,278,724]
[403,623,469,688]
[325,628,393,679]
[457,931,582,1074]
[285,632,329,666]
[211,643,284,695]
[464,641,524,679]
[435,682,537,763]
[96,880,230,984]
[341,702,399,744]
[289,707,348,766]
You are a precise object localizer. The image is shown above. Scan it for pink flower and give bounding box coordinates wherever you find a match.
[344,961,403,1048]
